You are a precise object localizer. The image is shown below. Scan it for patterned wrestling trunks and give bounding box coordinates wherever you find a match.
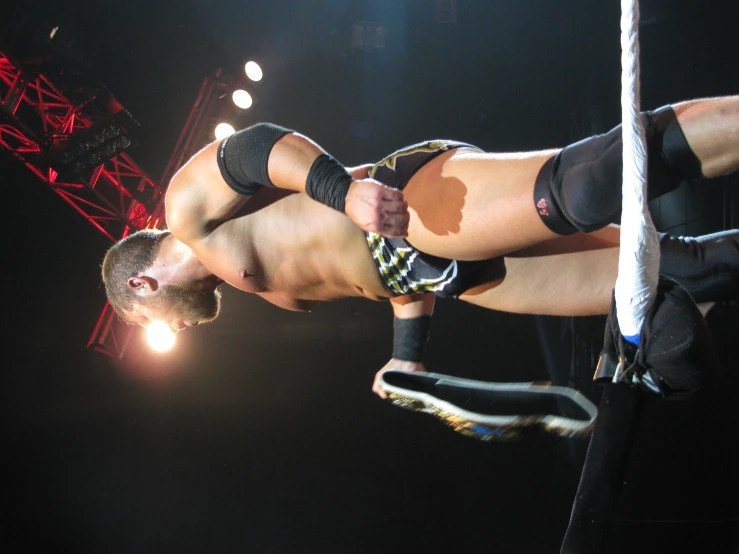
[366,232,462,296]
[365,140,504,298]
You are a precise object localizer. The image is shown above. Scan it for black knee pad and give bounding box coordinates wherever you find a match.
[534,107,704,234]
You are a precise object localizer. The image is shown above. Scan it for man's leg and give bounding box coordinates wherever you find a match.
[536,95,739,234]
[401,96,738,262]
[458,227,738,316]
[403,146,564,261]
[673,96,739,178]
[458,228,621,316]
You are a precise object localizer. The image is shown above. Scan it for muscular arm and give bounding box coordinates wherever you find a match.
[166,128,406,244]
[347,164,372,180]
[166,132,325,242]
[390,292,436,318]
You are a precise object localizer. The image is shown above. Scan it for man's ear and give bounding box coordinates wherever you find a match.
[127,276,159,293]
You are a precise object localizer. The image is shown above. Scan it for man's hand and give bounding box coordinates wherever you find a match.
[345,179,409,238]
[372,358,427,399]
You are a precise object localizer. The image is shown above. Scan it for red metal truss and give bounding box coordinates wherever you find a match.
[0,52,165,240]
[0,50,166,358]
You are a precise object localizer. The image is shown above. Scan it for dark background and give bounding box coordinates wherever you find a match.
[2,1,738,553]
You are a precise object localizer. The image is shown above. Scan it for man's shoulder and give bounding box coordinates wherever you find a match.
[164,176,206,243]
[165,141,224,239]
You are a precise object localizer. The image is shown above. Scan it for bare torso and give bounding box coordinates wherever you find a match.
[182,143,609,314]
[168,96,739,316]
[174,140,627,316]
[190,188,392,309]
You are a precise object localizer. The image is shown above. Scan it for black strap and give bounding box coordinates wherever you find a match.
[216,123,292,196]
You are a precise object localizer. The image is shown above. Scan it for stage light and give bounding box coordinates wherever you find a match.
[103,125,120,138]
[214,122,235,140]
[86,151,102,166]
[48,117,137,178]
[232,89,253,109]
[100,143,116,158]
[146,322,176,352]
[244,61,263,82]
[89,132,106,147]
[114,135,132,149]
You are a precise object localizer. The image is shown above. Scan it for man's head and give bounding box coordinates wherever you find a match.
[102,229,222,331]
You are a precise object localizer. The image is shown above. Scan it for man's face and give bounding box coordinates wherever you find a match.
[125,281,223,332]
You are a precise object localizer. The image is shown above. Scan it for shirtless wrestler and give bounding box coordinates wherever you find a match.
[100,95,739,396]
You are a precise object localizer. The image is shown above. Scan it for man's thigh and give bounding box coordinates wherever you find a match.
[459,227,620,316]
[404,147,561,261]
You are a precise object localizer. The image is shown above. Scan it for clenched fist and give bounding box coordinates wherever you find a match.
[344,179,410,238]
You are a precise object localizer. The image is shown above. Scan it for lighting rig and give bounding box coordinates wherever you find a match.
[160,60,263,188]
[1,16,162,357]
[1,12,263,357]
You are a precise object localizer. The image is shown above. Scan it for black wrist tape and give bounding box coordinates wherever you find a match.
[305,154,353,212]
[392,316,431,362]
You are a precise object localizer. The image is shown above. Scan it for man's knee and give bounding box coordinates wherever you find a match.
[534,106,704,235]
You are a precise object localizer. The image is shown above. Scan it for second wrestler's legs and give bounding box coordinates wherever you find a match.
[458,227,739,316]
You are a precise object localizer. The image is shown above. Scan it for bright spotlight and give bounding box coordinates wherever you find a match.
[146,322,176,352]
[232,89,253,109]
[214,122,236,140]
[244,61,263,82]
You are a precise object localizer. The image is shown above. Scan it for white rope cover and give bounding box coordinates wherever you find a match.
[614,0,660,342]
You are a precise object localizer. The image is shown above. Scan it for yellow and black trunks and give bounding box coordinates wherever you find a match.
[366,140,504,298]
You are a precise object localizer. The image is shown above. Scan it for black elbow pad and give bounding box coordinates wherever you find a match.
[216,122,292,195]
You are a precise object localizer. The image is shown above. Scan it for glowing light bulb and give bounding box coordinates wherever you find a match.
[214,122,235,140]
[244,61,263,82]
[232,89,253,109]
[146,321,176,352]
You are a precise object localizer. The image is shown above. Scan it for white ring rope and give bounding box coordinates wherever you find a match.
[614,0,660,346]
